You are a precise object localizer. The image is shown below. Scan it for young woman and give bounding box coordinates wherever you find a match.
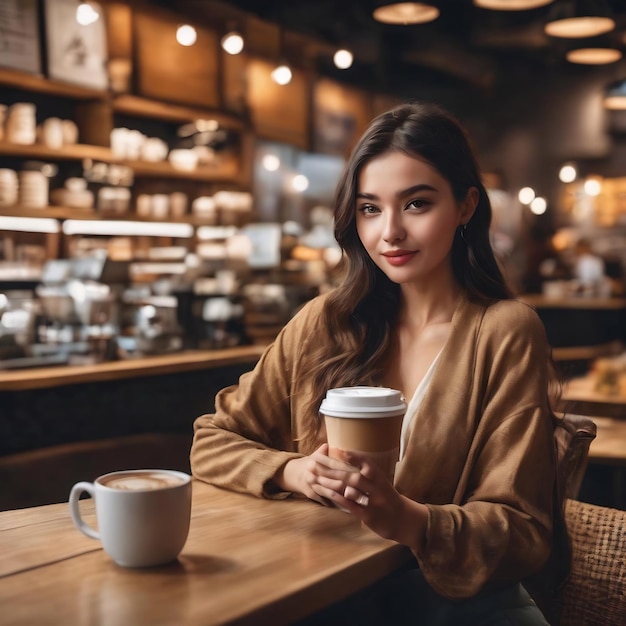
[191,103,562,624]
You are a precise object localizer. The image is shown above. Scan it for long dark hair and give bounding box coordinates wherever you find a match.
[305,102,512,428]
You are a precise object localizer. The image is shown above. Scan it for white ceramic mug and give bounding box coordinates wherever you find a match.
[69,469,192,568]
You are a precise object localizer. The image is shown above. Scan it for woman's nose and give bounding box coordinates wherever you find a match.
[382,212,405,243]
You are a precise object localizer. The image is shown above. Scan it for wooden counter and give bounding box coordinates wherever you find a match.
[0,346,266,457]
[519,295,626,310]
[0,345,266,391]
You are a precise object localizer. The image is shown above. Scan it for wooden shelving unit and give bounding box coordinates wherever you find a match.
[113,94,245,130]
[0,68,252,263]
[0,69,249,186]
[0,68,108,101]
[0,141,112,163]
[0,205,97,221]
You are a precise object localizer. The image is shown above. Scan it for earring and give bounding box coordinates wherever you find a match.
[459,223,469,244]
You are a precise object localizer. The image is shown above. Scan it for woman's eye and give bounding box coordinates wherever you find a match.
[407,199,429,210]
[358,204,379,215]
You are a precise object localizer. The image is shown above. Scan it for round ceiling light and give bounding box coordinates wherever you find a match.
[545,16,615,38]
[566,47,622,64]
[473,0,554,10]
[604,80,626,110]
[373,3,439,25]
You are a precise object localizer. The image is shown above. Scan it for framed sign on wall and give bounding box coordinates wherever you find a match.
[0,0,42,74]
[43,0,108,90]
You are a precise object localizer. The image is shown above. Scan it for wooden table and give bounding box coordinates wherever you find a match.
[588,417,626,466]
[0,481,413,625]
[561,375,626,419]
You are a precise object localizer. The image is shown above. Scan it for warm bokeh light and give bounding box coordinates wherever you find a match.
[291,174,309,192]
[530,197,547,215]
[584,178,602,197]
[545,17,615,39]
[373,2,439,24]
[559,164,577,183]
[333,49,354,69]
[518,187,535,204]
[604,96,626,110]
[262,154,281,172]
[76,3,99,26]
[473,0,553,8]
[221,32,244,55]
[176,24,197,47]
[271,65,292,85]
[566,48,622,65]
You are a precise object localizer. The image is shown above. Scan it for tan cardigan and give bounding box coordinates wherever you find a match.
[191,291,556,599]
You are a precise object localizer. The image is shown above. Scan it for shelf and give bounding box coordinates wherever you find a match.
[126,154,240,181]
[0,141,112,162]
[113,94,245,131]
[0,68,108,101]
[0,142,241,183]
[0,205,97,221]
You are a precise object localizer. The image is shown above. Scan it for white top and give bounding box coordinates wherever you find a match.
[399,349,443,461]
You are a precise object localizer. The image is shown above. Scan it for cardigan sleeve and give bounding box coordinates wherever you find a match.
[190,296,325,499]
[415,302,556,598]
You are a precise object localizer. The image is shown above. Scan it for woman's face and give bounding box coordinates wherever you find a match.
[355,151,476,287]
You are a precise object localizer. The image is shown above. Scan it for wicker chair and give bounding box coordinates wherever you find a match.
[560,499,626,626]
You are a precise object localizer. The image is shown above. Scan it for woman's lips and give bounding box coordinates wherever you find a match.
[382,251,417,266]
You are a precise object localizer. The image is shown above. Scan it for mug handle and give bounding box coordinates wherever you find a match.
[69,482,100,540]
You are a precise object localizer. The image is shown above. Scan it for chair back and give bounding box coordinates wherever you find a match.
[525,412,597,623]
[554,413,597,501]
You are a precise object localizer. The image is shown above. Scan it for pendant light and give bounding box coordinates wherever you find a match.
[372,2,439,25]
[566,47,622,64]
[271,28,292,86]
[544,0,615,39]
[565,30,623,64]
[604,80,626,110]
[473,0,554,10]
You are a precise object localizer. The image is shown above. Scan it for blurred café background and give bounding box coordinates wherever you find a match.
[0,0,625,511]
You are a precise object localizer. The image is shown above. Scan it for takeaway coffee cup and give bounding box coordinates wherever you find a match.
[69,469,192,568]
[320,386,406,482]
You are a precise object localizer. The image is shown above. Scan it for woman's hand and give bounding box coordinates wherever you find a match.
[312,450,429,551]
[275,443,361,506]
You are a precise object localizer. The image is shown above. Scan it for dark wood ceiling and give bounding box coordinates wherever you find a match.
[156,1,626,94]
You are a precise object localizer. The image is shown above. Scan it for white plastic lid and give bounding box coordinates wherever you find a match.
[319,386,406,418]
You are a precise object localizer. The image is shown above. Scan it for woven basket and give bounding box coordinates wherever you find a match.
[560,499,626,626]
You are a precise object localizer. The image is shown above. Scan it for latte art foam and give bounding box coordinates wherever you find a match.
[100,471,185,491]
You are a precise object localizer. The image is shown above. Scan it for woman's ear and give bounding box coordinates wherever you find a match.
[460,187,479,225]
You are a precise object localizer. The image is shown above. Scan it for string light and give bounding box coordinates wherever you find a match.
[176,24,197,47]
[333,49,353,69]
[518,187,536,204]
[559,163,577,183]
[530,197,547,215]
[76,2,99,26]
[221,31,244,55]
[271,64,292,85]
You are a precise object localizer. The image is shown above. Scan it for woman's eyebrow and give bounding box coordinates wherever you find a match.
[356,183,438,201]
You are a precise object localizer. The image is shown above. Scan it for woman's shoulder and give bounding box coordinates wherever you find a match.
[292,291,330,320]
[474,297,546,340]
[281,291,331,335]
